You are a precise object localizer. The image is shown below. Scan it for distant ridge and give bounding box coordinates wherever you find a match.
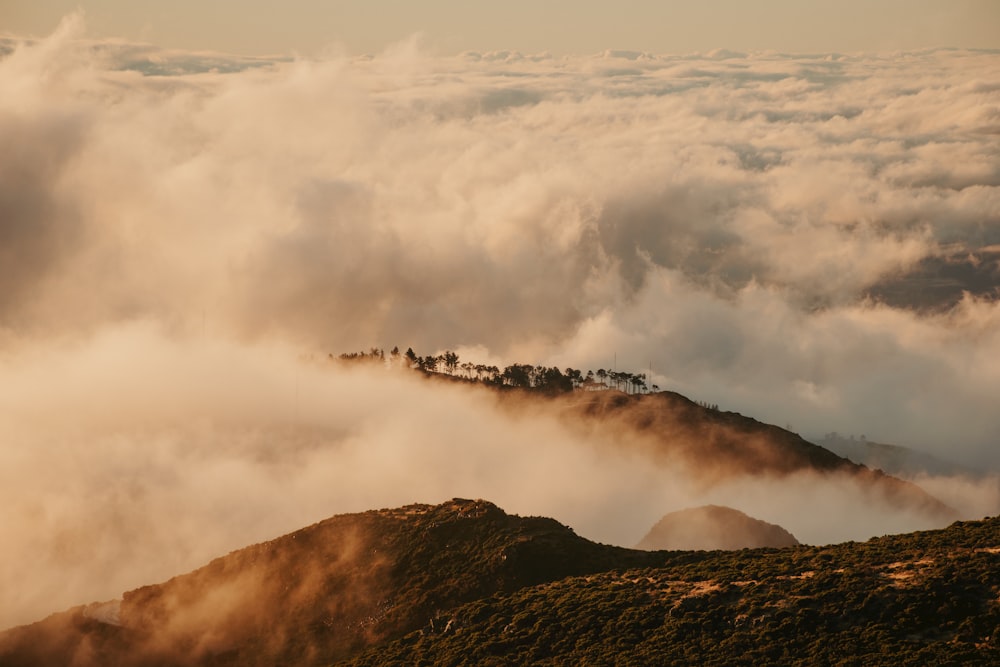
[816,433,978,479]
[637,505,800,551]
[341,347,959,522]
[541,389,958,521]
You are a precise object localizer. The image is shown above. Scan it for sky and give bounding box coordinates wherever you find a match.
[3,1,1000,55]
[1,5,999,631]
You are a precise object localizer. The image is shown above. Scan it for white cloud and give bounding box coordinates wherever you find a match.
[3,16,998,452]
[0,323,975,630]
[1,16,999,628]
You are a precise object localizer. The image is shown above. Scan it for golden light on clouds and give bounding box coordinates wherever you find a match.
[1,12,998,631]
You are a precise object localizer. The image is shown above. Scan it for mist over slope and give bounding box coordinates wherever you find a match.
[2,16,998,632]
[0,499,666,666]
[518,386,956,522]
[2,499,998,666]
[815,434,1000,521]
[818,433,978,479]
[0,332,966,631]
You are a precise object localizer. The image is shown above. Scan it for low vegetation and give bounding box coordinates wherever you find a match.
[2,500,998,666]
[347,513,1000,665]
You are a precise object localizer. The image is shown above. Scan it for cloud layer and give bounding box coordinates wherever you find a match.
[1,17,999,628]
[0,325,971,630]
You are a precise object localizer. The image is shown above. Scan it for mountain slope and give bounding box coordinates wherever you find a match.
[345,515,1000,666]
[403,375,954,523]
[636,505,800,550]
[3,500,997,666]
[0,499,666,667]
[0,385,967,665]
[539,389,957,520]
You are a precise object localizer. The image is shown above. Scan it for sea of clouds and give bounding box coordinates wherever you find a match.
[1,15,998,628]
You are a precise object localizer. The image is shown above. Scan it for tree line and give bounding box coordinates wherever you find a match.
[332,346,661,395]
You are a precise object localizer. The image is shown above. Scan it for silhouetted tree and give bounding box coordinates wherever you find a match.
[443,351,459,375]
[503,364,532,388]
[342,345,666,397]
[524,366,573,393]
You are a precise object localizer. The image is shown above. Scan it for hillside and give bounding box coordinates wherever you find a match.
[0,499,665,667]
[0,384,970,665]
[636,505,800,550]
[526,389,957,521]
[347,513,1000,665]
[356,356,956,524]
[3,499,998,666]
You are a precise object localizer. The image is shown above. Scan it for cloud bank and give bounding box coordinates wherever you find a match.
[0,324,969,630]
[2,20,997,458]
[1,16,999,628]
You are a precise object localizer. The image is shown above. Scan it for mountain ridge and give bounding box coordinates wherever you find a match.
[3,499,997,666]
[0,499,667,666]
[353,354,959,523]
[816,433,981,479]
[515,388,957,521]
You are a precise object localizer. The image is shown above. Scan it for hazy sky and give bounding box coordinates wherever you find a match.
[4,1,1000,55]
